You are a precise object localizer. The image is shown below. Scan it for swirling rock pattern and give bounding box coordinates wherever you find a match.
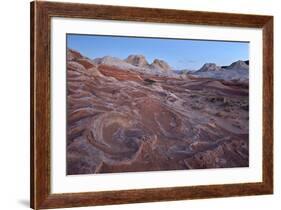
[67,49,249,175]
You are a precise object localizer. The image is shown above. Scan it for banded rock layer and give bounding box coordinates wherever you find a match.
[67,49,249,175]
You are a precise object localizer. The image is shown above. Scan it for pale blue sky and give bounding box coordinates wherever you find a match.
[67,34,249,70]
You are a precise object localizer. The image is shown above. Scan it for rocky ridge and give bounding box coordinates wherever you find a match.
[191,60,249,81]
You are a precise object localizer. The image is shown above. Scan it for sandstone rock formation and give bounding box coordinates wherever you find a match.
[67,48,83,61]
[197,63,223,72]
[150,59,172,72]
[192,60,249,81]
[226,60,249,70]
[67,48,249,175]
[93,56,135,70]
[93,54,174,76]
[125,54,149,67]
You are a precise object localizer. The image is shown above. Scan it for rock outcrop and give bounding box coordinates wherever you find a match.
[191,60,249,82]
[196,63,223,72]
[150,59,172,72]
[93,56,135,69]
[67,48,249,175]
[226,60,249,70]
[125,54,149,67]
[67,48,83,61]
[93,54,174,75]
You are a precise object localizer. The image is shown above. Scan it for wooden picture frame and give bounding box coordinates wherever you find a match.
[30,1,273,209]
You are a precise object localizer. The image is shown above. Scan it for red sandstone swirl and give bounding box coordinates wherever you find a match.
[67,49,249,175]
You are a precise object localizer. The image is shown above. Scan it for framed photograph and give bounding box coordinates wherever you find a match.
[30,1,273,209]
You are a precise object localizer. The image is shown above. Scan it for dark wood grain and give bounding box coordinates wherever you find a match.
[30,2,34,208]
[30,1,273,209]
[31,1,51,209]
[262,17,274,193]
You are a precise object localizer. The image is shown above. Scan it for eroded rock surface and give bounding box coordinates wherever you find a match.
[192,60,249,81]
[67,49,249,175]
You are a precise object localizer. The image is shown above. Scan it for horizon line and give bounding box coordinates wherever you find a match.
[67,47,249,71]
